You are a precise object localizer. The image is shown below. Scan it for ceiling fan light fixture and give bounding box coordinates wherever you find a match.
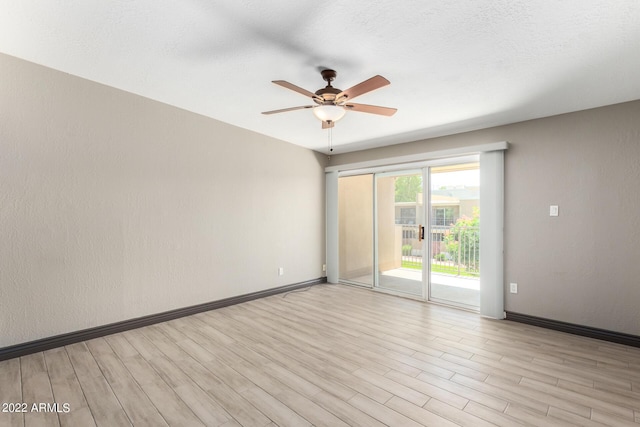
[313,104,346,122]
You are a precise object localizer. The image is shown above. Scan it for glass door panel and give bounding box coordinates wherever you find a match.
[338,174,374,286]
[429,163,480,309]
[375,171,425,297]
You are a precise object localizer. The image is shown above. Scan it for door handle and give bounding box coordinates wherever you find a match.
[418,225,425,241]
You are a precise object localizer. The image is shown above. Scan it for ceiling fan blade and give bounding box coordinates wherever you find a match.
[322,120,335,129]
[272,80,320,100]
[262,105,314,115]
[344,103,397,116]
[337,75,390,101]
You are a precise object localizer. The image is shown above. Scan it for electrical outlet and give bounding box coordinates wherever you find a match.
[278,267,284,276]
[510,282,518,294]
[322,264,326,272]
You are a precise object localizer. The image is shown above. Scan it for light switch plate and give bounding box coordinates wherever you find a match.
[550,205,559,216]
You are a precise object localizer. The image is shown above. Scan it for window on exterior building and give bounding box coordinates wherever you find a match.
[399,207,416,224]
[432,207,455,226]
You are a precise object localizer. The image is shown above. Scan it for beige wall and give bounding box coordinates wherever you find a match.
[330,100,640,336]
[338,175,401,281]
[376,177,402,272]
[338,175,374,280]
[0,54,326,347]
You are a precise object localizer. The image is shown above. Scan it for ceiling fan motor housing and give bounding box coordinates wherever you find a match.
[315,69,343,104]
[314,87,342,104]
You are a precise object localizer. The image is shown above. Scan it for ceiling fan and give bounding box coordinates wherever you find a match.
[262,69,397,129]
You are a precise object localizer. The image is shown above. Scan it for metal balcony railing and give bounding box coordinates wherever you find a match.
[400,224,479,277]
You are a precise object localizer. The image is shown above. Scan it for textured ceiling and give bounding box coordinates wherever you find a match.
[2,1,640,153]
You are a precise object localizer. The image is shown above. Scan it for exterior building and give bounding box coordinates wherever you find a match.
[394,186,480,226]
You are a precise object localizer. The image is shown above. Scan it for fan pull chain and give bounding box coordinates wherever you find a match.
[328,124,334,158]
[326,121,335,160]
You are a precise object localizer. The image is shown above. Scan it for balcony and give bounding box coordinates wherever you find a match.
[398,224,479,308]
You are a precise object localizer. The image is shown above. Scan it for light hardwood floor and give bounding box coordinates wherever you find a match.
[1,284,640,426]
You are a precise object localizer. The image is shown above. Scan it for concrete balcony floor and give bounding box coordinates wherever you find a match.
[346,269,480,309]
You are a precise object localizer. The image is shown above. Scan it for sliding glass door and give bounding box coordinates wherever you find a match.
[428,163,480,309]
[337,158,481,311]
[338,174,374,286]
[374,171,425,297]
